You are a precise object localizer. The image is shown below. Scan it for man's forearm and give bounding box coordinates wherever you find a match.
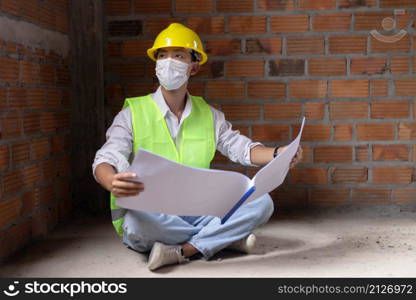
[94,162,116,191]
[250,145,275,166]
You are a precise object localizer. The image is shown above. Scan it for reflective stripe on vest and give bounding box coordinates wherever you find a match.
[110,94,216,237]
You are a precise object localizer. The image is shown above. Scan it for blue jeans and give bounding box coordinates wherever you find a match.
[122,193,274,259]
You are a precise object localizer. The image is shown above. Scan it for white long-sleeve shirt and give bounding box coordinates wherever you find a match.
[92,86,264,181]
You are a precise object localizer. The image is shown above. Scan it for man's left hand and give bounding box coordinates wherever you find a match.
[277,145,303,169]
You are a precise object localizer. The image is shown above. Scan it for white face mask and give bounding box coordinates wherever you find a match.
[155,58,190,91]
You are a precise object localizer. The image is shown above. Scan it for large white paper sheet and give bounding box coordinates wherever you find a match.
[116,150,252,218]
[247,117,305,202]
[116,117,306,218]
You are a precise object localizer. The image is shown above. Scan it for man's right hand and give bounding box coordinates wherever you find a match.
[110,172,144,198]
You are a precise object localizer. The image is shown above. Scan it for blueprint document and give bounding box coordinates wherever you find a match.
[116,117,306,219]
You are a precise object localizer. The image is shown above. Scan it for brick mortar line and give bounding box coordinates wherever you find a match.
[324,35,329,56]
[259,100,264,120]
[307,12,312,32]
[196,99,414,106]
[241,74,409,79]
[248,122,253,138]
[106,53,414,61]
[288,122,293,146]
[263,59,268,78]
[0,130,70,147]
[296,161,416,166]
[0,44,69,58]
[113,79,412,91]
[208,109,413,119]
[0,56,69,69]
[125,97,415,104]
[279,182,416,187]
[0,104,70,114]
[105,8,416,20]
[0,83,71,92]
[326,77,332,101]
[213,0,218,12]
[112,81,413,92]
[107,60,410,75]
[280,183,416,189]
[224,12,229,32]
[266,15,271,33]
[115,74,416,81]
[171,0,176,15]
[329,118,335,142]
[366,142,372,162]
[0,94,68,106]
[346,56,352,75]
[260,143,415,150]
[304,55,310,76]
[350,8,355,31]
[222,119,416,125]
[0,82,70,89]
[326,159,332,183]
[107,30,415,40]
[323,100,330,121]
[389,76,396,97]
[394,115,399,140]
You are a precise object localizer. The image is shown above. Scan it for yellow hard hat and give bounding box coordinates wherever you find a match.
[147,23,208,65]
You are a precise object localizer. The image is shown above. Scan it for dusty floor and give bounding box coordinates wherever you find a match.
[1,206,415,277]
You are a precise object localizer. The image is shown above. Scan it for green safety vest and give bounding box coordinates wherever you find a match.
[110,94,216,237]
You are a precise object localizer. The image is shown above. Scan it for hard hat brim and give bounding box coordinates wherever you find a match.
[147,46,208,65]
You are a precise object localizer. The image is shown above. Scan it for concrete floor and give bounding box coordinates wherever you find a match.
[1,206,415,277]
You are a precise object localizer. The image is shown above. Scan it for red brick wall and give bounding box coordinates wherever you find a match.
[105,0,415,208]
[0,0,72,261]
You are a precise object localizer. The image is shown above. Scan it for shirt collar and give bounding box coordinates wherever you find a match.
[151,86,192,120]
